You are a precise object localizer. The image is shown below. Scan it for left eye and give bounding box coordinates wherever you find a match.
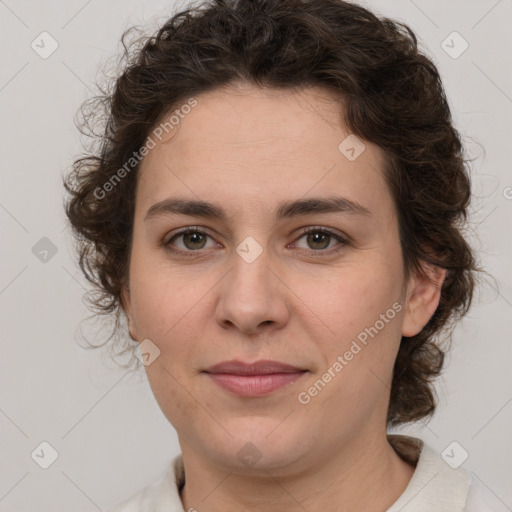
[292,228,345,252]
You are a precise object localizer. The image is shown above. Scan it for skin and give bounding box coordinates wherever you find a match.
[122,83,446,512]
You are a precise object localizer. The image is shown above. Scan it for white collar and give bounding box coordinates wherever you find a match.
[386,435,471,511]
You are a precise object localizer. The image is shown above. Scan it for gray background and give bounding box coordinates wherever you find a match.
[0,0,511,510]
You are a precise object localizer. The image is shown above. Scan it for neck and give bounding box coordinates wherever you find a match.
[179,433,415,512]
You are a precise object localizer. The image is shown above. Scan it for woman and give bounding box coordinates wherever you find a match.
[64,0,497,510]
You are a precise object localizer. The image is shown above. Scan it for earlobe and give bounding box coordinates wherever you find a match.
[401,262,447,338]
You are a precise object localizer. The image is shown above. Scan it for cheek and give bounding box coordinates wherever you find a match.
[128,256,209,379]
[306,260,403,339]
[130,265,205,433]
[128,249,190,337]
[302,258,404,394]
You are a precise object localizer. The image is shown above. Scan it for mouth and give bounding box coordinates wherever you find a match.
[203,359,308,397]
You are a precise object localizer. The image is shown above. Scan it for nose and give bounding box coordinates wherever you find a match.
[214,248,290,337]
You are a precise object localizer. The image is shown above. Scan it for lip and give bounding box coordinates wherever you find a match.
[203,359,308,397]
[205,359,305,375]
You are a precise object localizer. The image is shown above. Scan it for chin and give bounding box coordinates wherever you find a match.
[205,422,310,472]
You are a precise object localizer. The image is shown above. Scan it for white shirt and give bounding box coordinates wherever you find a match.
[107,435,507,511]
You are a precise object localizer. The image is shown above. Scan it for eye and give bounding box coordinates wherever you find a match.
[163,226,349,256]
[164,228,217,253]
[291,227,348,254]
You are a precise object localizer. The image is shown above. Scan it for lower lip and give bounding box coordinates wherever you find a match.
[205,372,307,397]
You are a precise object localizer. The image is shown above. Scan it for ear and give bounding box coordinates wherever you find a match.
[402,261,447,337]
[121,286,139,341]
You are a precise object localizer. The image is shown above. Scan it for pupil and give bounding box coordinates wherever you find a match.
[186,232,205,249]
[309,232,329,250]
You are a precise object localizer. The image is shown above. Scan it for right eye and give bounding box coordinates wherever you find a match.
[164,228,220,254]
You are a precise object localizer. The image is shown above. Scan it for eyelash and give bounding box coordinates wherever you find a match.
[162,226,349,257]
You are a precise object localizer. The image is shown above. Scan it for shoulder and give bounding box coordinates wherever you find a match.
[106,454,185,512]
[463,475,510,512]
[387,435,509,512]
[387,435,471,511]
[106,478,161,512]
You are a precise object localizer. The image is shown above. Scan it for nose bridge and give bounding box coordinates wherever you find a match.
[232,243,271,300]
[215,238,289,333]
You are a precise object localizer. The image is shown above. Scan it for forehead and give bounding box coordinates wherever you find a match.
[136,84,392,218]
[150,84,350,162]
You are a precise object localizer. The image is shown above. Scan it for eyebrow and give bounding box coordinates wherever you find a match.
[144,196,371,222]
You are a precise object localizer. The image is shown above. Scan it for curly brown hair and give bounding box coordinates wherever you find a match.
[64,0,479,427]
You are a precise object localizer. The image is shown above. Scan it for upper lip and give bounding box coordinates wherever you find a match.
[204,360,306,375]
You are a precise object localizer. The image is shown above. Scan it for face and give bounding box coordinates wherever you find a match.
[123,84,444,474]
